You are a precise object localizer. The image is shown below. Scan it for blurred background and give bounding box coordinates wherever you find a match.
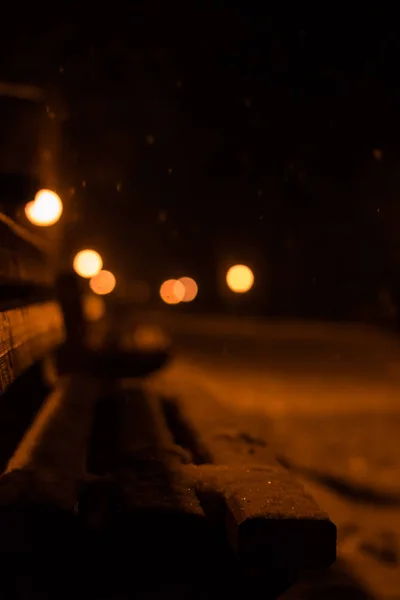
[2,6,400,327]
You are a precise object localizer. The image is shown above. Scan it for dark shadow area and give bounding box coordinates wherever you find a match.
[86,392,119,476]
[0,361,50,471]
[76,388,241,596]
[0,283,54,311]
[161,396,213,465]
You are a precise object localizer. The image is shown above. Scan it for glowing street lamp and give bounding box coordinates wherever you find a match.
[73,249,103,278]
[178,276,198,302]
[25,189,63,226]
[160,279,185,305]
[89,269,116,295]
[226,264,254,293]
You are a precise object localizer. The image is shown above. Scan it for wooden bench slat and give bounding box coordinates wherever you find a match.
[151,375,336,571]
[0,301,64,395]
[115,384,204,519]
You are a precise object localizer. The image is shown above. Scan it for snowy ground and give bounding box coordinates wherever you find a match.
[149,316,400,599]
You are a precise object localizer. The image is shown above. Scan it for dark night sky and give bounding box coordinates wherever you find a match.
[2,6,400,321]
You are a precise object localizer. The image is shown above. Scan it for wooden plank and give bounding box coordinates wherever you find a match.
[115,383,204,518]
[0,301,64,396]
[0,375,101,551]
[100,384,209,569]
[3,375,100,506]
[151,376,336,571]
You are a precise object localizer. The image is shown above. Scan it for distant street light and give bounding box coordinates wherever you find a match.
[178,276,198,302]
[89,270,116,295]
[25,189,63,226]
[226,264,254,293]
[73,249,103,278]
[160,279,185,305]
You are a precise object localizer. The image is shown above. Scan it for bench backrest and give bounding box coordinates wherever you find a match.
[0,82,65,396]
[0,212,64,396]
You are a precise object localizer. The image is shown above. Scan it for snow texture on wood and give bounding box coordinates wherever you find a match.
[151,376,336,570]
[91,383,211,569]
[115,383,204,519]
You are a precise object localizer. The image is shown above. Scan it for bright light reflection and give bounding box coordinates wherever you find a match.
[160,279,185,304]
[178,277,198,302]
[89,270,116,295]
[73,249,103,278]
[25,189,63,226]
[226,264,254,293]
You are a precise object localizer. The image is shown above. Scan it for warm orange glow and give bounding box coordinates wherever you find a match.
[133,325,169,351]
[160,279,185,304]
[178,277,198,302]
[226,264,254,293]
[82,294,106,322]
[89,270,116,295]
[73,249,103,278]
[25,189,63,226]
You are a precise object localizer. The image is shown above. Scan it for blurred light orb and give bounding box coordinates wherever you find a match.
[82,294,106,322]
[73,249,103,278]
[25,189,63,226]
[226,264,254,293]
[89,270,116,295]
[178,276,198,302]
[24,201,36,221]
[160,279,185,305]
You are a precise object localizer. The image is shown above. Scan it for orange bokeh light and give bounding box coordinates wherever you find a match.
[226,264,254,293]
[73,249,103,278]
[178,277,198,302]
[89,270,116,295]
[25,189,63,226]
[160,279,185,304]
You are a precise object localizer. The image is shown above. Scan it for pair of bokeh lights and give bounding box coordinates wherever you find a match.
[160,277,198,305]
[73,250,116,295]
[24,190,116,297]
[159,265,255,304]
